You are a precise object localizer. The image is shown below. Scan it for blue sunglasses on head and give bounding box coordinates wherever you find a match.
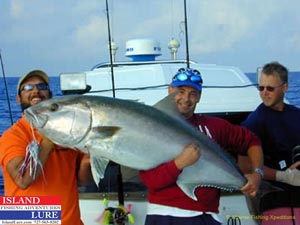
[172,68,203,84]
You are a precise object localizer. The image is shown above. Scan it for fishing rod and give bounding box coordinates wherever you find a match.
[105,0,124,208]
[183,0,190,68]
[0,50,14,125]
[106,0,116,98]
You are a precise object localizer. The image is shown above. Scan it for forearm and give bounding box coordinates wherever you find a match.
[7,138,53,189]
[263,166,277,181]
[140,160,180,191]
[273,162,300,186]
[247,145,264,171]
[240,145,263,196]
[77,154,93,186]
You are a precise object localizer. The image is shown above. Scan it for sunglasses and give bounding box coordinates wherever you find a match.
[20,83,49,92]
[173,68,203,84]
[257,83,284,92]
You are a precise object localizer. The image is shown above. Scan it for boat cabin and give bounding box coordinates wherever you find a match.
[59,39,261,225]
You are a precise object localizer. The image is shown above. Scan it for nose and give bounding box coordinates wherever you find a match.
[181,92,190,101]
[32,84,40,93]
[260,89,269,96]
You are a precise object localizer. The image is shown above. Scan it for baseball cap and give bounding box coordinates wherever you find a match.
[171,68,203,91]
[17,70,49,93]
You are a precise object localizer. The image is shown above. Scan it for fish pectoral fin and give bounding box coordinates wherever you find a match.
[90,156,110,186]
[93,126,121,139]
[176,181,200,201]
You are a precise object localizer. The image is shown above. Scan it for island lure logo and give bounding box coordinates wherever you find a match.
[0,196,61,224]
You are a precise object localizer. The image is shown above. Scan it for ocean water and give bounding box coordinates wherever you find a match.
[0,72,299,136]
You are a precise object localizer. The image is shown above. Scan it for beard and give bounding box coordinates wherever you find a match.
[18,91,52,112]
[20,102,31,112]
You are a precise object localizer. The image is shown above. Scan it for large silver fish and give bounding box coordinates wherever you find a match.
[24,95,246,200]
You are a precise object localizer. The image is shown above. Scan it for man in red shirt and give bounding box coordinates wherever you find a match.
[140,67,263,225]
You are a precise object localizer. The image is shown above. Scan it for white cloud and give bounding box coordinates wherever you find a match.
[10,0,24,18]
[2,0,300,75]
[187,1,279,54]
[73,15,107,51]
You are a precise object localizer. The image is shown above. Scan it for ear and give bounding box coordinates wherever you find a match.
[16,95,21,104]
[283,82,289,93]
[196,91,201,103]
[168,85,175,94]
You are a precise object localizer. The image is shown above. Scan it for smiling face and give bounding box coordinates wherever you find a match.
[168,85,201,119]
[17,75,51,111]
[259,73,288,111]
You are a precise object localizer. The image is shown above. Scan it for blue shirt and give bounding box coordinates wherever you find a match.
[242,103,300,170]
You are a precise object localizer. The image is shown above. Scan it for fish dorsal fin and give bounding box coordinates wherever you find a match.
[92,126,121,139]
[153,92,183,120]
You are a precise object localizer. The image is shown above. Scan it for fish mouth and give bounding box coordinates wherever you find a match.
[24,108,48,128]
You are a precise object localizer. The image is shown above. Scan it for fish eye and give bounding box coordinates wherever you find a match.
[49,103,59,112]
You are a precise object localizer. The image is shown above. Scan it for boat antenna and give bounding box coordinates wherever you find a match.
[105,0,124,207]
[0,50,14,125]
[183,0,190,68]
[105,0,116,98]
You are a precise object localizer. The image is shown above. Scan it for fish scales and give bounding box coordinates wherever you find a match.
[24,95,246,200]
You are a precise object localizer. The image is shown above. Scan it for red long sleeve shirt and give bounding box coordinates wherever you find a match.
[140,114,261,213]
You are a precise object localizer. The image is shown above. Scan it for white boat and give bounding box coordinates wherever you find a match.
[59,38,261,225]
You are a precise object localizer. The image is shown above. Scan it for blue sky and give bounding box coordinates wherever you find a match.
[1,0,300,77]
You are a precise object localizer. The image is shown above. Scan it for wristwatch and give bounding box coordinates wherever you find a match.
[253,168,264,178]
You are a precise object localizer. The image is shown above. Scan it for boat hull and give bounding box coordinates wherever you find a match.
[79,192,257,225]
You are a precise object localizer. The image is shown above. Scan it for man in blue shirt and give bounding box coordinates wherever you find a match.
[240,62,300,224]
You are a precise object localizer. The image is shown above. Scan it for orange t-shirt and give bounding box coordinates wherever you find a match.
[0,114,85,225]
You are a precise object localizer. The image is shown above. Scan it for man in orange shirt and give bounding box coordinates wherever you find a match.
[0,70,92,225]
